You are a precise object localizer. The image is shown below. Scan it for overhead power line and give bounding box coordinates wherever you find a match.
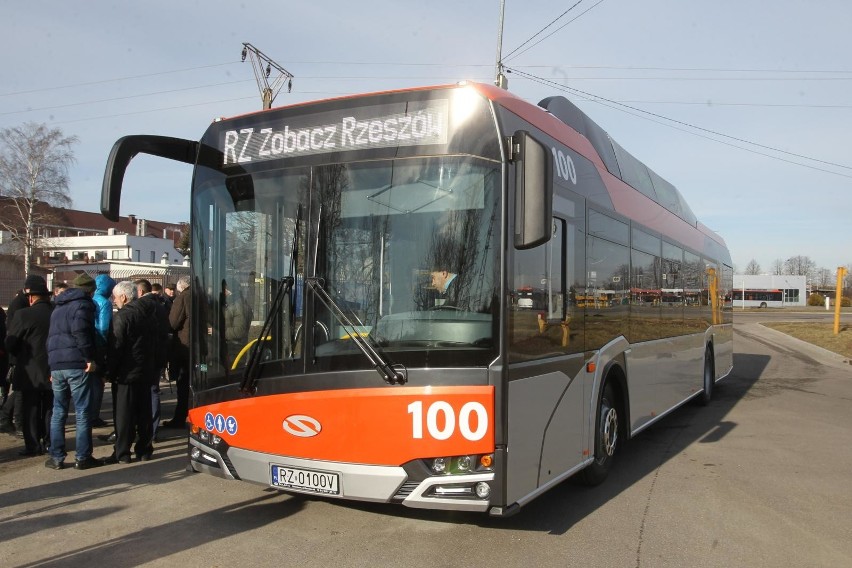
[503,1,584,61]
[0,79,253,117]
[508,68,852,178]
[50,96,258,125]
[505,0,608,62]
[0,62,239,98]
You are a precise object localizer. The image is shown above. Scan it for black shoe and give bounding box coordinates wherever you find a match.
[18,448,43,456]
[44,457,64,470]
[74,456,102,470]
[0,424,15,435]
[161,419,185,429]
[98,432,116,442]
[138,452,153,462]
[101,453,131,465]
[91,418,108,428]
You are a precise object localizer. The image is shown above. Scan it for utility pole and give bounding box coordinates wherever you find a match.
[494,0,509,89]
[241,42,295,110]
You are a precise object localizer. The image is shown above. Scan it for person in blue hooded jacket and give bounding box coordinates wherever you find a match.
[90,274,116,428]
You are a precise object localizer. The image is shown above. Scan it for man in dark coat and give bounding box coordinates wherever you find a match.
[1,275,44,435]
[163,275,190,428]
[102,281,157,464]
[0,306,7,411]
[5,280,54,455]
[46,273,99,470]
[135,279,171,442]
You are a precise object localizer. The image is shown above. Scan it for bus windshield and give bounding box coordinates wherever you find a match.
[191,155,500,389]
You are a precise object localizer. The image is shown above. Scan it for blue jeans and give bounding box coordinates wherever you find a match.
[50,369,93,462]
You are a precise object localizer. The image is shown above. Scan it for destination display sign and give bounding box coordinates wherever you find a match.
[221,99,449,166]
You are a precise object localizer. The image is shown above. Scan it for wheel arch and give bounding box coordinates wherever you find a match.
[600,359,630,442]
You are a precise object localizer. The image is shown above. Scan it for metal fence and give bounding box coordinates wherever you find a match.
[0,258,190,308]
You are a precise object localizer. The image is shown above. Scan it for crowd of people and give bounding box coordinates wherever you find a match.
[0,273,191,470]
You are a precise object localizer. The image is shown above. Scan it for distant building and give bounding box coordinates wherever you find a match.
[732,274,807,308]
[0,197,188,302]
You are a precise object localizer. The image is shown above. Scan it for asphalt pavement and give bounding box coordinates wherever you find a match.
[1,320,851,568]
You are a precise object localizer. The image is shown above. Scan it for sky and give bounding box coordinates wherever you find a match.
[2,0,850,274]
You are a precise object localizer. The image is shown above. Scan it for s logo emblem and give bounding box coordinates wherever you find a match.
[282,415,322,438]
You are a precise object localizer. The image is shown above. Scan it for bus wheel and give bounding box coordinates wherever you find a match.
[581,381,619,486]
[697,346,714,406]
[759,302,767,308]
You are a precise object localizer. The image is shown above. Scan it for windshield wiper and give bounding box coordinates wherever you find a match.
[241,205,302,395]
[306,277,407,385]
[240,276,294,394]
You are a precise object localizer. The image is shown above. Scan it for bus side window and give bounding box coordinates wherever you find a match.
[509,218,578,362]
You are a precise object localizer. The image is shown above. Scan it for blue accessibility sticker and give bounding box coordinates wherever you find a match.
[214,414,226,433]
[204,412,215,431]
[225,416,238,435]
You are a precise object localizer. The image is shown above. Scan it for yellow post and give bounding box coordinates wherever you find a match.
[834,267,847,335]
[707,267,719,325]
[561,317,571,347]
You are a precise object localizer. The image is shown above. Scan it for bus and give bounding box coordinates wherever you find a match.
[731,289,783,308]
[100,81,733,516]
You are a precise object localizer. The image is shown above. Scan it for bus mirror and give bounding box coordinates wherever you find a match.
[101,135,199,221]
[513,131,553,250]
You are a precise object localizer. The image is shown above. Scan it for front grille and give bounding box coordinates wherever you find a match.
[392,481,421,500]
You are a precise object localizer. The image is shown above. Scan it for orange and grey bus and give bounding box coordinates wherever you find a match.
[100,81,733,516]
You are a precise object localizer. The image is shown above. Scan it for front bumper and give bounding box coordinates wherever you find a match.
[188,438,494,513]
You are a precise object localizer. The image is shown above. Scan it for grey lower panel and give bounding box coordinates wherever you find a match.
[505,369,586,507]
[189,440,493,511]
[228,446,408,502]
[626,334,705,433]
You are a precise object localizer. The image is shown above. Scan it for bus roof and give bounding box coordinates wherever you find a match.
[215,81,728,263]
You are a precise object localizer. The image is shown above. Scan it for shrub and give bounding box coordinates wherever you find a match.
[842,296,851,307]
[808,293,825,307]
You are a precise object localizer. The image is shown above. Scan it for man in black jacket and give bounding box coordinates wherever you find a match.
[5,280,54,456]
[102,281,157,464]
[0,276,41,435]
[135,279,171,442]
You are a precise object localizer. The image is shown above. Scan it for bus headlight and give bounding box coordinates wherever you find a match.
[474,482,491,499]
[427,454,493,475]
[432,457,448,474]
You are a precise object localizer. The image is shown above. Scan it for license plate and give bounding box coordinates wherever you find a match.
[271,465,340,495]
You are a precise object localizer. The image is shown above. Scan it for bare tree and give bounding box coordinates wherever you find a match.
[744,259,761,275]
[784,255,815,278]
[814,267,833,288]
[0,122,78,277]
[176,221,191,257]
[770,259,785,275]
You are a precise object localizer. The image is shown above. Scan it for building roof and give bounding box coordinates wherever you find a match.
[0,197,186,243]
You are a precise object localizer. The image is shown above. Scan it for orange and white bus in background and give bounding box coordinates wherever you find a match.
[101,81,733,516]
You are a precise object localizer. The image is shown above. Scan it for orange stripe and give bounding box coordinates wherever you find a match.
[189,386,494,466]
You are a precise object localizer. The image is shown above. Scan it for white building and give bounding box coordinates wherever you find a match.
[41,232,186,265]
[732,274,807,307]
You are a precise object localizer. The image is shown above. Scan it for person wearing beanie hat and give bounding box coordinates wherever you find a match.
[72,273,96,296]
[45,274,99,470]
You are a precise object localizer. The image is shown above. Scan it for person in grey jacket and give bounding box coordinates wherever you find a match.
[102,281,157,464]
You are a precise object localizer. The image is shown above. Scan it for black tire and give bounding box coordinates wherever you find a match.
[697,347,714,406]
[581,381,620,486]
[759,302,767,308]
